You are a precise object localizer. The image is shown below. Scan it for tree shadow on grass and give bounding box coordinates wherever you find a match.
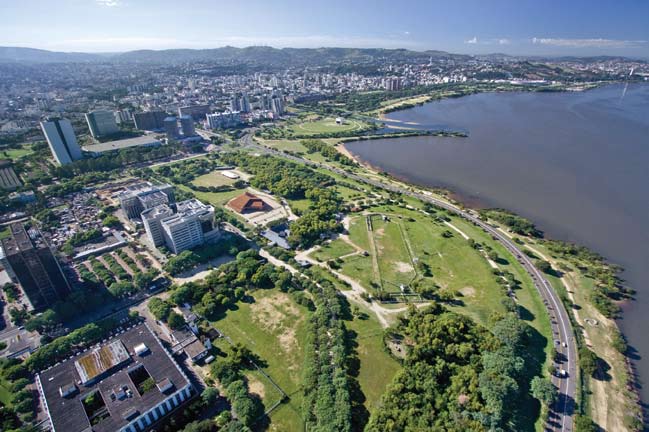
[511,322,549,432]
[518,304,535,322]
[344,327,370,430]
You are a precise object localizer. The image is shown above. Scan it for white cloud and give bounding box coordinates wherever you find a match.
[498,38,510,45]
[96,0,121,7]
[465,37,478,44]
[532,37,647,48]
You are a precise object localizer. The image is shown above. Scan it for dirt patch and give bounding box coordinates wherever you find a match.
[374,227,385,237]
[460,286,476,297]
[247,376,266,399]
[251,292,303,358]
[394,261,414,273]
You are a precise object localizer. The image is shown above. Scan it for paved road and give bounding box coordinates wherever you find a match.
[240,131,577,431]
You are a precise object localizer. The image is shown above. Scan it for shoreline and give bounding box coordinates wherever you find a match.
[338,134,643,424]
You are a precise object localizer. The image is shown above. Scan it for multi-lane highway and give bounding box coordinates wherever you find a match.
[239,131,576,431]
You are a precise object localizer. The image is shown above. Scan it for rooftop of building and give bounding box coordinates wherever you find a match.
[138,190,169,206]
[117,182,172,200]
[0,223,47,257]
[141,203,174,220]
[38,323,191,432]
[82,136,161,153]
[227,192,268,214]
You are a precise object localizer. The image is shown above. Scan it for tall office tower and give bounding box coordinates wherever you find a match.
[141,205,174,246]
[159,199,218,254]
[206,112,242,129]
[230,95,241,112]
[179,115,195,137]
[0,223,71,311]
[271,96,284,115]
[239,94,251,113]
[133,111,168,130]
[261,94,272,110]
[382,77,402,91]
[118,182,175,219]
[164,116,178,140]
[40,118,83,165]
[114,109,133,124]
[178,105,210,121]
[85,110,119,138]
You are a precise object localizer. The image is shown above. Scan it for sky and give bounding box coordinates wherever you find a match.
[1,0,649,57]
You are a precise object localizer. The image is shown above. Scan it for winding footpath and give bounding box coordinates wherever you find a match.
[240,131,577,432]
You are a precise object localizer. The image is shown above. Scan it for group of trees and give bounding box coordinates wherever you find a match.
[300,139,355,165]
[479,208,542,237]
[221,153,343,247]
[148,298,186,330]
[44,171,113,198]
[25,316,134,373]
[155,156,221,185]
[163,235,248,276]
[52,143,180,178]
[367,305,548,431]
[545,239,630,318]
[0,358,35,428]
[210,348,264,428]
[167,249,294,321]
[302,278,354,431]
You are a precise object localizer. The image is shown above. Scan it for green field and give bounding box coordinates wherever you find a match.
[210,288,310,431]
[346,312,401,415]
[259,139,308,154]
[371,216,417,289]
[1,146,33,160]
[284,118,368,136]
[185,186,246,207]
[191,170,237,188]
[310,239,356,262]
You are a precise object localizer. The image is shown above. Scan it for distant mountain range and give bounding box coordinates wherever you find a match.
[1,46,642,66]
[0,46,470,65]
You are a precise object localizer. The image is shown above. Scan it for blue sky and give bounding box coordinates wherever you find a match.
[2,0,648,57]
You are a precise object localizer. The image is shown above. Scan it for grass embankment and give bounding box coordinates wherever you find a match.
[210,289,310,431]
[516,237,641,432]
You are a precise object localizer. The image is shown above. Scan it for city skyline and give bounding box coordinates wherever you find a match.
[1,0,649,58]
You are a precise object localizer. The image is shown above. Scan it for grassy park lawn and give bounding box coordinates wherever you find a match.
[371,216,416,289]
[346,312,401,415]
[310,239,356,262]
[1,145,33,160]
[186,186,245,207]
[191,171,237,188]
[258,139,308,154]
[210,289,310,431]
[284,118,368,135]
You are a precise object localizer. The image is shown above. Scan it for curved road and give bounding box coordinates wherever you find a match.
[239,131,577,431]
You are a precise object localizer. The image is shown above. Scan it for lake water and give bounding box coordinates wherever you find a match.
[345,83,649,403]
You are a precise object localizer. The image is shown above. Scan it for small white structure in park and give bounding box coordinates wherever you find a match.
[335,117,344,125]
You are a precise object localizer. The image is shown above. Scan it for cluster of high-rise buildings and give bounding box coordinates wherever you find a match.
[117,182,218,254]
